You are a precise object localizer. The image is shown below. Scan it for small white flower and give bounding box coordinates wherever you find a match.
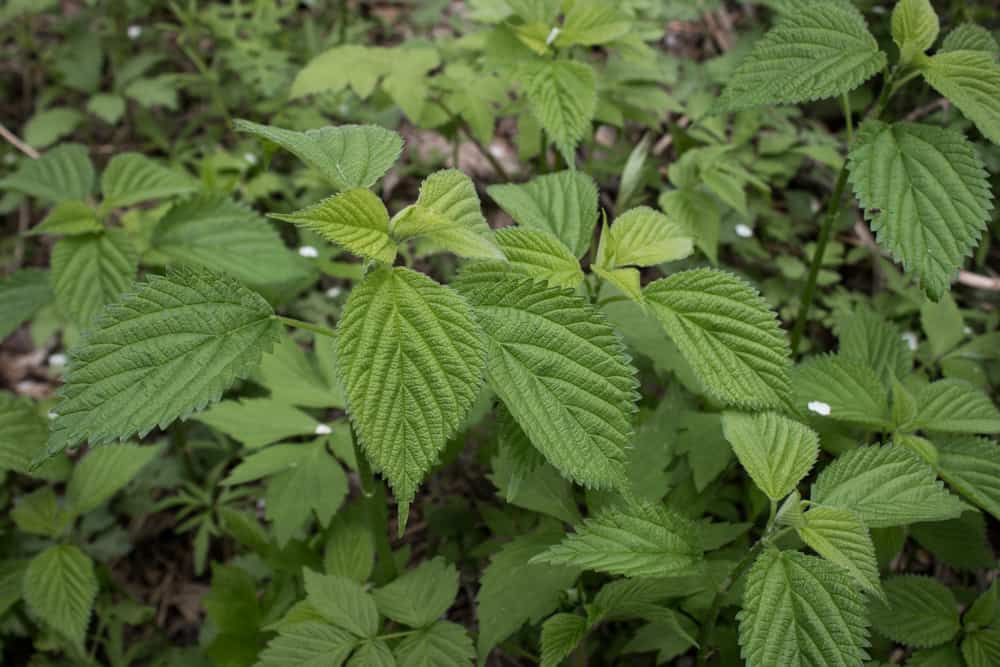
[298,245,319,258]
[901,331,919,351]
[3,154,16,165]
[325,286,343,299]
[488,144,504,158]
[964,326,972,335]
[127,25,142,39]
[48,353,68,368]
[47,411,58,420]
[243,152,258,165]
[735,223,754,239]
[807,401,832,416]
[546,27,561,45]
[315,424,332,435]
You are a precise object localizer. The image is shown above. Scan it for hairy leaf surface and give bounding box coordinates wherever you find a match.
[722,411,818,501]
[871,576,959,647]
[23,545,97,650]
[921,51,1000,145]
[490,228,583,289]
[935,437,1000,520]
[797,506,882,598]
[522,59,597,165]
[912,380,1000,433]
[790,354,890,427]
[51,229,138,329]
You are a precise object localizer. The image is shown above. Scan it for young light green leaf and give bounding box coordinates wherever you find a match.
[963,628,1000,667]
[271,188,396,264]
[151,194,313,299]
[921,51,1000,145]
[23,545,98,650]
[738,548,870,667]
[195,398,320,449]
[555,0,630,47]
[911,380,1000,434]
[719,1,885,112]
[337,267,485,524]
[455,272,636,490]
[811,444,966,527]
[389,169,504,260]
[790,354,890,428]
[99,153,195,210]
[67,443,162,515]
[51,229,138,329]
[0,269,53,341]
[659,188,720,264]
[540,613,588,667]
[871,576,959,648]
[476,529,582,666]
[838,306,911,386]
[891,0,939,64]
[48,266,280,454]
[721,411,818,501]
[26,200,101,236]
[254,333,344,408]
[644,268,791,409]
[522,59,597,165]
[235,119,403,190]
[534,501,703,578]
[0,143,94,203]
[373,557,458,629]
[797,506,882,599]
[256,622,357,667]
[935,437,1000,521]
[304,570,380,639]
[395,621,474,667]
[0,392,47,474]
[487,170,598,258]
[847,120,992,300]
[940,24,999,57]
[491,227,583,289]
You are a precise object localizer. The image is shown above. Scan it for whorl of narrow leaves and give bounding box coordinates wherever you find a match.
[454,272,637,490]
[721,411,818,501]
[644,268,791,409]
[848,121,993,300]
[738,549,870,667]
[870,576,960,648]
[48,266,280,454]
[533,501,703,578]
[797,506,882,599]
[336,267,485,524]
[719,1,885,112]
[235,119,402,190]
[23,545,98,650]
[522,59,597,166]
[810,445,966,527]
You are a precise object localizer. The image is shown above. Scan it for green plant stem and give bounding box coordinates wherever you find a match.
[789,164,849,355]
[572,643,588,667]
[696,541,763,666]
[350,424,397,584]
[274,315,337,339]
[434,100,511,181]
[842,93,853,145]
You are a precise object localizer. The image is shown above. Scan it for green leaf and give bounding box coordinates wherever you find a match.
[790,354,890,427]
[51,229,139,328]
[389,169,504,260]
[540,613,588,667]
[87,93,125,124]
[150,194,313,300]
[12,486,69,537]
[935,437,1000,520]
[337,267,485,522]
[487,170,598,258]
[810,444,966,527]
[255,332,344,408]
[0,143,94,203]
[99,153,195,210]
[721,411,818,501]
[909,512,995,571]
[395,621,474,667]
[921,51,1000,146]
[847,120,992,300]
[0,559,27,618]
[196,398,320,449]
[965,581,998,630]
[23,545,98,650]
[644,268,791,409]
[891,0,939,64]
[522,59,597,165]
[719,1,885,112]
[24,108,82,148]
[921,293,965,359]
[0,269,53,340]
[67,443,162,515]
[373,557,458,629]
[659,188,720,264]
[738,548,870,667]
[488,228,584,289]
[235,119,402,190]
[838,306,911,386]
[304,570,380,639]
[348,640,394,667]
[871,576,959,648]
[476,529,581,665]
[271,188,396,264]
[0,392,47,473]
[256,622,357,667]
[490,441,582,524]
[911,380,1000,434]
[797,506,882,599]
[48,266,280,454]
[534,501,703,578]
[324,505,375,583]
[941,24,999,57]
[455,272,636,490]
[555,0,630,47]
[26,200,101,236]
[963,628,1000,667]
[909,646,966,667]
